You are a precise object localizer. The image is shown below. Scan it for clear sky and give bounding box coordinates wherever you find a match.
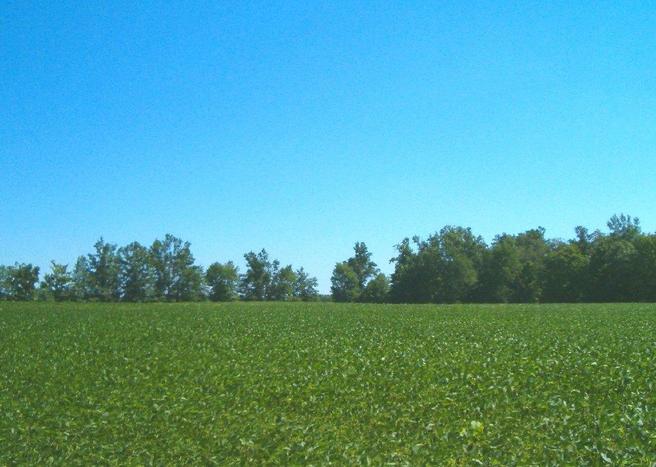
[2,1,655,292]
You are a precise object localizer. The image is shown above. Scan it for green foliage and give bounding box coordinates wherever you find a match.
[119,242,154,302]
[347,241,378,289]
[149,235,203,301]
[239,250,317,301]
[205,261,239,301]
[607,213,641,239]
[330,262,361,302]
[240,249,273,300]
[331,242,379,302]
[0,266,8,299]
[293,267,319,301]
[87,238,121,301]
[390,215,655,304]
[1,302,655,464]
[542,243,589,302]
[40,261,73,301]
[390,227,486,303]
[588,237,638,302]
[360,273,389,303]
[72,256,93,300]
[632,235,656,301]
[0,263,40,300]
[267,263,296,301]
[3,213,656,304]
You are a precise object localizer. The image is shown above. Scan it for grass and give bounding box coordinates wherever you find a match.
[0,302,655,464]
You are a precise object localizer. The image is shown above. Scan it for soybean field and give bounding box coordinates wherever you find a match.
[1,302,655,464]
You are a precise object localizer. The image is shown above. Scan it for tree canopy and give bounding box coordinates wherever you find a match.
[5,236,318,302]
[3,214,656,303]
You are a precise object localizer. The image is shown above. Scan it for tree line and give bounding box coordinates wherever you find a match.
[3,214,655,303]
[0,234,318,302]
[331,214,656,303]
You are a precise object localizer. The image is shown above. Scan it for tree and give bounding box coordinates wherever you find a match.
[149,234,202,301]
[513,228,549,303]
[607,213,641,239]
[574,226,598,255]
[293,267,319,301]
[174,264,204,301]
[40,261,73,301]
[331,242,379,302]
[240,249,272,300]
[388,236,439,303]
[87,238,121,301]
[2,263,40,300]
[434,226,486,303]
[542,243,589,302]
[476,229,549,303]
[389,227,486,303]
[0,266,9,299]
[632,235,656,301]
[330,262,361,302]
[478,235,521,303]
[205,261,239,301]
[588,236,637,302]
[238,250,316,301]
[268,263,297,301]
[389,237,426,303]
[360,273,389,303]
[347,242,378,289]
[119,242,154,301]
[71,256,93,300]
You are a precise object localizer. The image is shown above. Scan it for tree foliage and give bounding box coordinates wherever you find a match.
[293,267,319,301]
[40,261,73,301]
[206,262,239,301]
[240,250,319,301]
[119,242,154,302]
[385,214,656,304]
[149,235,203,301]
[0,263,39,300]
[3,214,656,303]
[16,238,319,303]
[331,242,383,302]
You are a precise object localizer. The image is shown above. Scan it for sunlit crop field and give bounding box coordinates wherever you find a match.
[1,302,655,464]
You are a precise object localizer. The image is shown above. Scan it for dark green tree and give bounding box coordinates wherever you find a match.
[40,261,73,301]
[205,261,239,301]
[588,236,637,302]
[389,227,485,303]
[331,242,379,302]
[240,249,272,300]
[389,238,425,303]
[2,263,40,300]
[435,226,486,303]
[632,234,656,301]
[360,273,390,303]
[0,266,9,299]
[607,213,641,239]
[513,228,549,303]
[478,235,521,303]
[347,242,378,289]
[268,263,297,301]
[87,238,121,301]
[71,256,92,300]
[149,234,202,301]
[331,262,361,302]
[542,242,589,302]
[293,267,319,301]
[119,242,154,301]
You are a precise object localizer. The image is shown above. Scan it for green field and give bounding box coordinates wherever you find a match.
[1,303,655,464]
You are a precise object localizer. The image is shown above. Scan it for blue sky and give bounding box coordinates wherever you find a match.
[2,1,655,292]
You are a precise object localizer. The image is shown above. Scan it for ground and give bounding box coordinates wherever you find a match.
[1,302,654,464]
